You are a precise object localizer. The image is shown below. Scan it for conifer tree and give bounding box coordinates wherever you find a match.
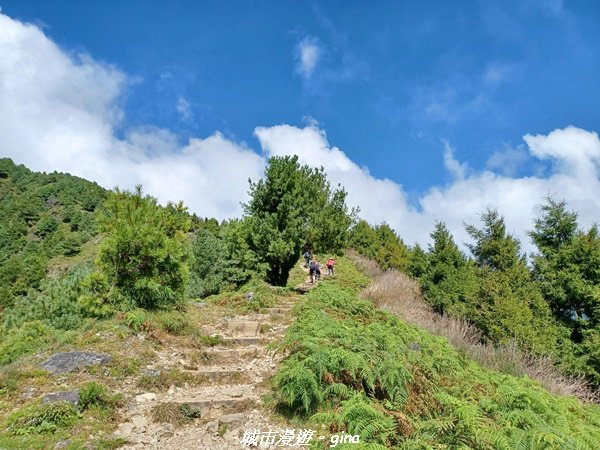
[465,209,522,271]
[421,222,478,315]
[244,156,351,286]
[88,185,190,310]
[466,209,560,353]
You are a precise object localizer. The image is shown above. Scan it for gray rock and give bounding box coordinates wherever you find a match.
[131,414,148,430]
[115,422,134,437]
[218,413,246,426]
[156,423,175,439]
[54,440,72,449]
[135,392,157,402]
[192,302,208,308]
[20,386,37,399]
[41,351,112,375]
[409,342,422,352]
[142,368,162,377]
[42,390,80,407]
[245,292,255,301]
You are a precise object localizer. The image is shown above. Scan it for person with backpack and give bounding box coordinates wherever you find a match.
[309,258,321,283]
[303,250,312,268]
[326,257,335,276]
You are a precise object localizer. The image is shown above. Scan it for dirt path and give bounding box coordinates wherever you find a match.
[114,265,321,449]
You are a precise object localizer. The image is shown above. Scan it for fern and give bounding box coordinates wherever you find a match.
[271,256,600,450]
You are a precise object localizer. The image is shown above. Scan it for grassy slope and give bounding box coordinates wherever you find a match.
[274,256,600,449]
[0,275,285,449]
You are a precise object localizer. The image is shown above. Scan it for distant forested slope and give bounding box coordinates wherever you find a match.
[0,158,106,309]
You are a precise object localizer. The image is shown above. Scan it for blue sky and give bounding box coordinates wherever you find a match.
[1,1,600,249]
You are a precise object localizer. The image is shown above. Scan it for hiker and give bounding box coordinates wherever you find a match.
[303,250,312,268]
[309,259,321,283]
[326,257,335,276]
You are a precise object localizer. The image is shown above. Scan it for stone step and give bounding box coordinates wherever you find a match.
[183,368,246,378]
[224,320,260,336]
[221,337,263,345]
[175,397,256,417]
[202,346,261,360]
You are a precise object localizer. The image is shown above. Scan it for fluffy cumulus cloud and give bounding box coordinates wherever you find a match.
[0,13,263,219]
[255,124,600,253]
[2,13,600,254]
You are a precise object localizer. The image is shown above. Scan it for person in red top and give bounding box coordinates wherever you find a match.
[326,257,335,276]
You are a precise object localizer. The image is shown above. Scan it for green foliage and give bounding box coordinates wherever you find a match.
[187,222,266,298]
[530,197,579,256]
[474,265,563,354]
[406,243,428,279]
[180,402,203,419]
[79,381,122,411]
[155,310,194,335]
[349,220,410,271]
[123,308,149,332]
[0,321,73,366]
[7,401,80,435]
[90,185,190,310]
[77,271,118,318]
[188,228,229,297]
[416,214,562,355]
[418,222,479,316]
[275,256,600,449]
[3,265,92,332]
[244,155,353,285]
[220,218,268,285]
[466,209,524,271]
[0,158,105,309]
[530,198,600,383]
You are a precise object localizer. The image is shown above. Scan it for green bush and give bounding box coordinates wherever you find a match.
[7,401,79,435]
[156,311,193,335]
[0,321,72,366]
[2,265,91,333]
[90,186,190,310]
[79,381,122,410]
[123,308,149,332]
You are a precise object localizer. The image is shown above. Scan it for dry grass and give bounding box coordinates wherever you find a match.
[151,402,198,425]
[348,250,599,403]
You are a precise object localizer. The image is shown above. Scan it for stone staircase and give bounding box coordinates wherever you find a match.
[114,283,306,449]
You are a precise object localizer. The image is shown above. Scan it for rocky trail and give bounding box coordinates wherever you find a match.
[114,267,320,449]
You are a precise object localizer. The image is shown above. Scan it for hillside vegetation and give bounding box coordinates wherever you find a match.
[274,256,600,449]
[1,156,600,449]
[0,158,106,310]
[350,206,600,389]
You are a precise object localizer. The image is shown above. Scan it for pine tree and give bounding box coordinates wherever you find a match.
[421,221,478,315]
[244,156,351,286]
[466,209,560,353]
[89,185,190,310]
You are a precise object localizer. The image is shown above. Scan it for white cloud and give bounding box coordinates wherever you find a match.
[295,37,320,78]
[442,140,468,180]
[0,13,263,219]
[2,12,600,258]
[486,144,529,177]
[176,96,193,123]
[255,123,600,254]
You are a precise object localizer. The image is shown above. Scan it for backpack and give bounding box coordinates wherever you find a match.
[327,259,334,267]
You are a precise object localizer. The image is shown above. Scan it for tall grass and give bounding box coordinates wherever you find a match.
[349,250,599,403]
